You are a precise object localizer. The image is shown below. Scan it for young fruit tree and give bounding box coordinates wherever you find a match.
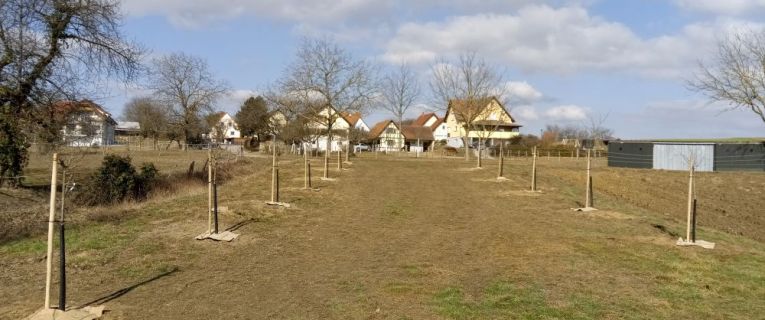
[273,38,377,179]
[430,53,505,165]
[0,0,142,187]
[147,53,228,149]
[689,29,765,124]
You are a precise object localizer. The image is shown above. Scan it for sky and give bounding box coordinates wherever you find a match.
[101,0,765,139]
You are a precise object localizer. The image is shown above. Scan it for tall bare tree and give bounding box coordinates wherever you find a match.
[380,63,420,151]
[274,38,376,178]
[689,29,765,124]
[122,97,169,149]
[430,53,505,163]
[0,0,142,187]
[148,53,228,149]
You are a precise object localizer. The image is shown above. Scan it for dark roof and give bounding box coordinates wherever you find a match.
[368,120,435,141]
[401,125,434,140]
[473,120,523,127]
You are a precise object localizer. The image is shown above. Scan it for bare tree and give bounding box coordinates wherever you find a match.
[584,112,614,141]
[123,97,169,149]
[430,53,505,163]
[0,0,142,187]
[148,53,228,149]
[689,29,765,124]
[380,63,420,151]
[274,38,377,178]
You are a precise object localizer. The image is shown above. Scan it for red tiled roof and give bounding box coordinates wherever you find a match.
[413,112,436,126]
[53,100,116,125]
[340,111,362,126]
[368,120,394,139]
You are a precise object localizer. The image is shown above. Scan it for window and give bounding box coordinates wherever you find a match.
[230,131,235,135]
[386,139,394,146]
[385,128,396,134]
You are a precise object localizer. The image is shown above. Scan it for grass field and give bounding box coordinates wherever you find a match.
[1,152,764,319]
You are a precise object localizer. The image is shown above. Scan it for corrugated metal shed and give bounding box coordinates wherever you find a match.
[715,143,765,171]
[607,142,653,169]
[653,143,714,172]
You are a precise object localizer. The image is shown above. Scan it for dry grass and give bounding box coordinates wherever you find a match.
[1,153,763,319]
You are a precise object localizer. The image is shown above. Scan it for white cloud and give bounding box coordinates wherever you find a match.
[503,81,543,105]
[217,89,259,114]
[513,105,539,121]
[544,105,588,121]
[121,0,584,29]
[673,0,765,16]
[383,5,764,78]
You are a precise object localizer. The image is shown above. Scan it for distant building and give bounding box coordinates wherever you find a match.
[413,112,448,141]
[54,100,116,147]
[115,121,141,144]
[444,96,521,147]
[208,112,241,143]
[368,120,435,152]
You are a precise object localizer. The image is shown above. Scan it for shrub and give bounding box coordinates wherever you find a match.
[75,155,158,206]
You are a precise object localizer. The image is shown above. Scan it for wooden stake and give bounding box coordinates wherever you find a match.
[207,146,213,233]
[531,146,537,191]
[498,143,504,178]
[44,153,58,309]
[337,150,342,170]
[304,144,310,189]
[686,160,695,242]
[271,142,278,202]
[345,131,351,163]
[586,149,592,208]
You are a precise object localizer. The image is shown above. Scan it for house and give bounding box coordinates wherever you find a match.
[305,106,354,152]
[414,112,448,141]
[115,121,141,144]
[444,96,521,148]
[54,100,116,147]
[269,110,288,130]
[341,111,371,132]
[209,112,241,143]
[368,120,435,152]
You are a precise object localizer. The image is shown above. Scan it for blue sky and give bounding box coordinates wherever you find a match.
[103,0,765,139]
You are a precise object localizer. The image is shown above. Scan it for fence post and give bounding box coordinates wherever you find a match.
[44,153,58,309]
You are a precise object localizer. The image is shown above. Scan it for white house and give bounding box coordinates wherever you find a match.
[55,100,116,147]
[368,120,435,152]
[341,111,370,132]
[445,96,522,147]
[305,106,363,152]
[209,112,241,143]
[414,112,448,141]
